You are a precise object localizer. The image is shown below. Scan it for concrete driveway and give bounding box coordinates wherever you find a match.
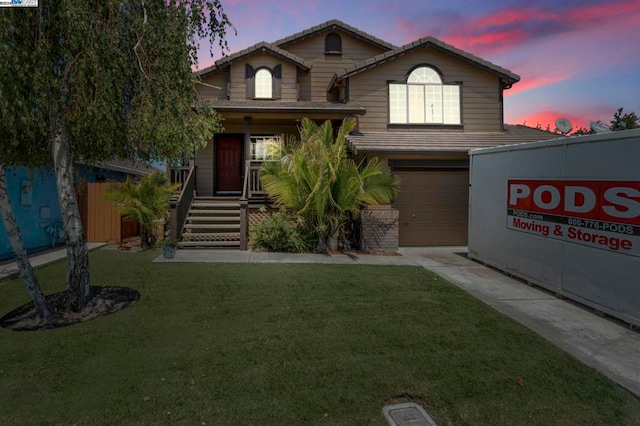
[399,246,640,398]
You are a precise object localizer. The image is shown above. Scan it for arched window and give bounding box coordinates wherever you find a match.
[325,33,342,54]
[246,64,281,99]
[389,66,461,125]
[255,68,272,98]
[408,67,441,84]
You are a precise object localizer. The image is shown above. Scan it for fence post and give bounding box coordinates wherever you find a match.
[239,200,248,251]
[169,200,179,245]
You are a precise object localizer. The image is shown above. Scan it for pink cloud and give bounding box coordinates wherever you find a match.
[567,0,640,21]
[505,75,569,96]
[396,0,640,58]
[508,105,616,132]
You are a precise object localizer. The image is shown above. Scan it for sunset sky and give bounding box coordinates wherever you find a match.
[196,0,640,132]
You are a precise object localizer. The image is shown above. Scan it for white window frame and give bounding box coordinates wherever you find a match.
[250,135,282,161]
[255,68,272,99]
[389,66,461,125]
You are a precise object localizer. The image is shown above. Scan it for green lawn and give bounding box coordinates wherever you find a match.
[0,249,638,425]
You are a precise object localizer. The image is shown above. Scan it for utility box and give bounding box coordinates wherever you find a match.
[468,129,640,327]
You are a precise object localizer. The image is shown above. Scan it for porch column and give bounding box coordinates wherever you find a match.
[244,116,252,164]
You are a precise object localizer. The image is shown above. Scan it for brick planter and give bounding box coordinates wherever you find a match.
[360,206,399,252]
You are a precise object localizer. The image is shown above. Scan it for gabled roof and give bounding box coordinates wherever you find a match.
[346,125,560,155]
[195,42,312,77]
[273,19,396,51]
[77,159,164,176]
[333,36,520,88]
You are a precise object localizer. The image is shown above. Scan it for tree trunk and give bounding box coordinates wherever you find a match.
[140,225,150,249]
[52,131,91,311]
[0,164,56,320]
[326,230,339,252]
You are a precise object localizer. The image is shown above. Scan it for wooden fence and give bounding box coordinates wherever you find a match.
[81,182,139,244]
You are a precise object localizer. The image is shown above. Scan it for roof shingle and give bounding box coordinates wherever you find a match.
[273,19,396,51]
[346,125,562,155]
[335,36,520,86]
[195,42,312,77]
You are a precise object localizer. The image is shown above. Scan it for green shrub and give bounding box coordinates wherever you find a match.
[251,209,310,253]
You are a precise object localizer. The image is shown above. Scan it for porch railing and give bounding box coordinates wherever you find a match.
[241,160,268,200]
[170,166,192,193]
[169,165,196,244]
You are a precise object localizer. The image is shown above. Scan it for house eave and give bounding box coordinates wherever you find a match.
[201,101,366,116]
[274,19,396,52]
[334,37,520,88]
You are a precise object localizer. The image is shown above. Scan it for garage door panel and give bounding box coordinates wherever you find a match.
[394,170,469,246]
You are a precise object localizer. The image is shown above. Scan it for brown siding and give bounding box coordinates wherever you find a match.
[284,31,388,101]
[298,70,311,101]
[348,47,503,132]
[195,140,214,196]
[229,56,298,101]
[196,73,228,101]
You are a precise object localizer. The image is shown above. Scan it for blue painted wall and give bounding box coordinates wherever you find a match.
[0,166,64,262]
[0,164,144,262]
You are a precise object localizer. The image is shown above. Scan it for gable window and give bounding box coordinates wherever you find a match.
[255,69,272,98]
[389,66,461,125]
[250,135,282,160]
[325,33,342,54]
[245,64,282,99]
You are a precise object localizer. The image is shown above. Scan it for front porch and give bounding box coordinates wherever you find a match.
[168,160,271,250]
[168,108,366,251]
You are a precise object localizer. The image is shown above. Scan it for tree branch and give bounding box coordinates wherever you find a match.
[133,0,148,77]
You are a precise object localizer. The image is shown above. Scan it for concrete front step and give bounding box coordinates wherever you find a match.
[186,216,240,222]
[178,240,240,248]
[191,202,240,208]
[180,198,245,250]
[187,209,241,216]
[182,232,240,239]
[183,223,240,230]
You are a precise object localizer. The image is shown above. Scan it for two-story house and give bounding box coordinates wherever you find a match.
[171,19,555,249]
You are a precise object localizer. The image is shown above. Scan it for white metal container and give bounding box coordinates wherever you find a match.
[468,129,640,326]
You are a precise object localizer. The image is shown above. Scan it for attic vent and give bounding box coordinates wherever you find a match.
[325,32,342,55]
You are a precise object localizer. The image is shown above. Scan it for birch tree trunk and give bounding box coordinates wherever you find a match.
[52,131,91,311]
[0,164,56,320]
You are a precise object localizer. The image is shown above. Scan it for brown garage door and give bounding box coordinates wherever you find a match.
[393,170,469,246]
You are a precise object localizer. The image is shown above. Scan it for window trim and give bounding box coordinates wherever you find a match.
[245,64,282,100]
[388,65,462,126]
[254,67,273,99]
[324,32,342,55]
[250,134,283,161]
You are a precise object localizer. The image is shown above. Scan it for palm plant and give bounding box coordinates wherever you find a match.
[105,172,178,249]
[260,117,398,252]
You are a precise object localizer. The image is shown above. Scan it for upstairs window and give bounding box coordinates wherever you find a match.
[389,66,461,125]
[255,68,272,98]
[325,33,342,54]
[246,64,282,99]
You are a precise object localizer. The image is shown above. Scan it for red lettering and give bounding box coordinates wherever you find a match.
[508,180,640,225]
[567,227,633,251]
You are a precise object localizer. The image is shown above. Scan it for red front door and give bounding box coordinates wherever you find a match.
[216,136,243,193]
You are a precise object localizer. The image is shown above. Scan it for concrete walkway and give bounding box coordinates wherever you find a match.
[3,244,638,397]
[152,248,415,265]
[0,242,107,282]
